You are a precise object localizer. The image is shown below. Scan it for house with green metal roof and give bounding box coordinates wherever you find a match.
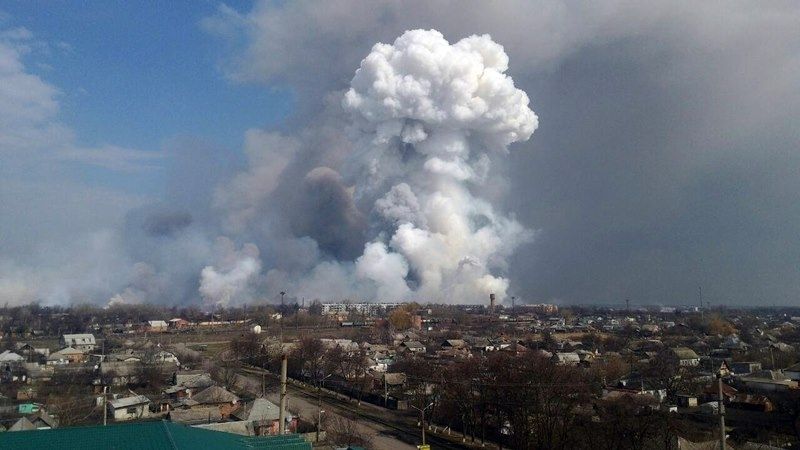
[0,420,311,450]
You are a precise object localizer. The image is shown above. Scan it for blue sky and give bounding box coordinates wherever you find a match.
[2,1,291,195]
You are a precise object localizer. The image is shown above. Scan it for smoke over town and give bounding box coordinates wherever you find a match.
[199,29,537,306]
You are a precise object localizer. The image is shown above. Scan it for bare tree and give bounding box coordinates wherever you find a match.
[324,415,375,448]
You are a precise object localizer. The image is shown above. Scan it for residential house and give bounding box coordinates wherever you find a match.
[191,386,240,418]
[701,382,737,403]
[731,361,762,375]
[60,334,96,352]
[28,411,57,429]
[173,371,216,390]
[107,395,151,421]
[146,320,169,332]
[230,398,297,435]
[162,385,193,406]
[151,350,180,366]
[168,318,191,330]
[7,417,36,432]
[553,352,581,366]
[378,372,407,394]
[641,324,660,335]
[399,341,426,354]
[738,370,799,392]
[601,388,659,407]
[106,350,142,363]
[721,335,748,352]
[441,339,468,350]
[46,347,85,365]
[0,351,24,378]
[98,361,139,386]
[469,337,495,353]
[614,378,668,403]
[169,407,223,424]
[15,343,49,359]
[320,338,358,352]
[672,347,701,367]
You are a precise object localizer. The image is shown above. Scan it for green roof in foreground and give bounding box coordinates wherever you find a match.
[0,420,311,450]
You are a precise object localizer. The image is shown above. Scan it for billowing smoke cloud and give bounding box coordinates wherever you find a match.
[193,29,537,305]
[341,29,537,302]
[199,237,262,307]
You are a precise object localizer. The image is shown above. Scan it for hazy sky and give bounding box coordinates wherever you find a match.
[1,1,798,307]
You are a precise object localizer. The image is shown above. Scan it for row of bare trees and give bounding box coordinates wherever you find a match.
[228,333,374,402]
[393,351,691,450]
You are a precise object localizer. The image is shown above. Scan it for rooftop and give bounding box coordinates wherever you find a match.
[0,420,311,450]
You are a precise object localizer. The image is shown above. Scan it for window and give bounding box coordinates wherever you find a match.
[126,407,138,414]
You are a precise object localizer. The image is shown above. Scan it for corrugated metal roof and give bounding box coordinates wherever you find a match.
[0,420,311,449]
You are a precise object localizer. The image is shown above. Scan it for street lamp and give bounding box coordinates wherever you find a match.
[409,401,435,446]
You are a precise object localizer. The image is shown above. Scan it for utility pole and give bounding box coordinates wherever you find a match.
[103,386,108,426]
[279,291,286,345]
[278,354,288,434]
[422,404,427,446]
[718,373,726,450]
[317,389,322,442]
[626,298,630,313]
[316,373,333,442]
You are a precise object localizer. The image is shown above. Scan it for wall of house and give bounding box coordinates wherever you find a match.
[112,404,149,421]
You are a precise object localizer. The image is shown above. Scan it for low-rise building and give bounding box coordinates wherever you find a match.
[46,347,85,365]
[673,347,701,367]
[107,395,150,421]
[60,334,96,352]
[399,341,426,354]
[146,320,169,332]
[168,318,191,330]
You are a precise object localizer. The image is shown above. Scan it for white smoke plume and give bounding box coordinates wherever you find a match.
[341,29,537,303]
[1,27,538,308]
[199,237,262,307]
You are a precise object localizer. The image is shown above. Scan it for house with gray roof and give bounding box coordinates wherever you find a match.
[108,395,150,421]
[60,334,96,352]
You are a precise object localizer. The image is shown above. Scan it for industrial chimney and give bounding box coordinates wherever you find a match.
[489,293,496,314]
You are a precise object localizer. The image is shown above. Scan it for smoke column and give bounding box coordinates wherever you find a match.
[343,29,538,303]
[199,237,261,307]
[118,28,538,307]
